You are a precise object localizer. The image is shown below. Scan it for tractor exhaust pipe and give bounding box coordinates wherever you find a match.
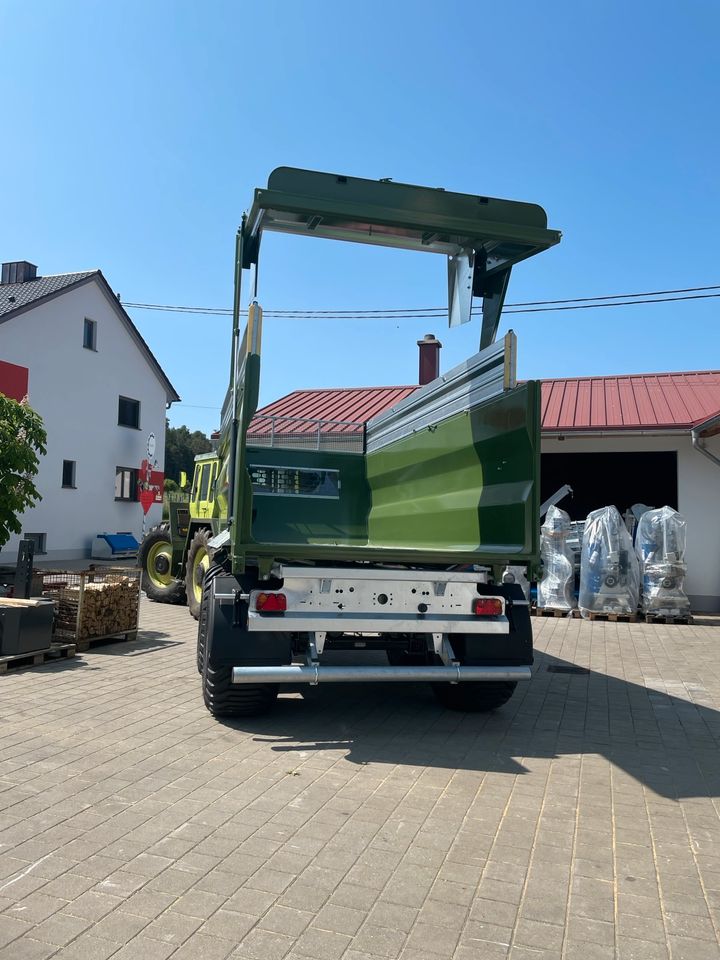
[232,664,531,684]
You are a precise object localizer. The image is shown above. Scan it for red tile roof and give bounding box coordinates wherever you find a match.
[249,371,720,436]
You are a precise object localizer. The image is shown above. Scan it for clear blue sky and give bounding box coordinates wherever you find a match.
[2,1,718,436]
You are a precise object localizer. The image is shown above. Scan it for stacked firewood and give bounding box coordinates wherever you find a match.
[76,578,138,639]
[45,573,139,640]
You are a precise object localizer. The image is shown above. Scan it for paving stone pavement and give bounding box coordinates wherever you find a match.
[1,599,720,959]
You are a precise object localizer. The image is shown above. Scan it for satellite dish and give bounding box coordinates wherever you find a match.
[147,433,156,459]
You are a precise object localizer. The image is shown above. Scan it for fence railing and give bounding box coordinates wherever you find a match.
[247,414,365,452]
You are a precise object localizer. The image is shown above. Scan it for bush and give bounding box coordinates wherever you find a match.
[0,395,47,549]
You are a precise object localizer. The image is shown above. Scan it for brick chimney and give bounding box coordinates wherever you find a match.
[417,333,442,385]
[1,261,38,285]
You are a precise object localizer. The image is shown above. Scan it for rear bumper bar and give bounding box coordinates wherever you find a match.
[232,664,531,684]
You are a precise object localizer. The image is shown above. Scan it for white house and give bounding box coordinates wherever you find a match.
[0,260,179,563]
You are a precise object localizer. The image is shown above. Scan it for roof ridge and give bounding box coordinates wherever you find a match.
[544,369,720,383]
[288,385,417,394]
[33,269,99,278]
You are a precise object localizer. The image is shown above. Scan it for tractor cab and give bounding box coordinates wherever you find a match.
[189,453,220,520]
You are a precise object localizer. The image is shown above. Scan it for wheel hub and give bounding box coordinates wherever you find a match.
[154,555,170,575]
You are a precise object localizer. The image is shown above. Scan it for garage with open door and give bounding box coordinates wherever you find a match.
[541,450,678,522]
[540,371,720,611]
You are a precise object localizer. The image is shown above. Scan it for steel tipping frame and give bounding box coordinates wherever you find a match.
[224,168,560,577]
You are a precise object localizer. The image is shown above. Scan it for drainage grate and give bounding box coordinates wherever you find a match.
[547,665,590,675]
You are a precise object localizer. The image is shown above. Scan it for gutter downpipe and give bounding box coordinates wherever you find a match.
[691,412,720,469]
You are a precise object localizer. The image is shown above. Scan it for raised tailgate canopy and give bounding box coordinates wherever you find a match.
[242,166,561,347]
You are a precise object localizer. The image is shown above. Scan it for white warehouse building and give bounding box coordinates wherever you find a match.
[0,260,179,563]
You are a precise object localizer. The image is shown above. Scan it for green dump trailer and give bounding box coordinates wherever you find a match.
[195,167,560,717]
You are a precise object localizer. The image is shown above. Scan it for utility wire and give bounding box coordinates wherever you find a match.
[503,292,720,314]
[121,282,720,318]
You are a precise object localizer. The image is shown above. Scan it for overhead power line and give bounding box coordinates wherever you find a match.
[121,282,720,319]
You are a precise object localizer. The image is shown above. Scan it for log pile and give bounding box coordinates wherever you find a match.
[44,571,140,641]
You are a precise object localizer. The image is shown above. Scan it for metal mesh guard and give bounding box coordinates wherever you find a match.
[247,414,365,452]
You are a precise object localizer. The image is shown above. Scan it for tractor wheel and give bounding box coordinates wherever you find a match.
[138,526,186,605]
[432,680,517,712]
[186,528,213,620]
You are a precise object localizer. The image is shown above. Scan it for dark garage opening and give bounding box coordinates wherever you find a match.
[541,451,678,521]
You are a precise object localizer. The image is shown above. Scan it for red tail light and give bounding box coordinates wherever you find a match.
[255,592,287,612]
[473,597,503,616]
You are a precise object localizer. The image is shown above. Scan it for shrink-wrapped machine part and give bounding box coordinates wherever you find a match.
[538,506,575,610]
[636,506,690,617]
[579,506,640,617]
[501,565,530,600]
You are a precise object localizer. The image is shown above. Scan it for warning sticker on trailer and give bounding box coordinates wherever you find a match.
[249,465,341,499]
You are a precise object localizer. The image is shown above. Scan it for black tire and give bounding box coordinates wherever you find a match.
[203,663,279,717]
[199,569,283,717]
[186,528,213,620]
[138,526,186,604]
[432,584,529,712]
[197,563,223,674]
[432,680,517,712]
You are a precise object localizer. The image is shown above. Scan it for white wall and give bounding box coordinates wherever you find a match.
[543,433,720,610]
[0,280,169,562]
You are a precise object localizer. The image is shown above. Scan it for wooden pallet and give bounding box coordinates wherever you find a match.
[0,642,76,674]
[68,630,138,653]
[643,613,694,625]
[585,611,638,623]
[532,607,580,619]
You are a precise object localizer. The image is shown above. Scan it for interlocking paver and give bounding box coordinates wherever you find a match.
[90,910,150,944]
[52,935,123,959]
[0,937,57,959]
[232,926,295,959]
[198,909,256,942]
[293,924,352,958]
[1,600,720,959]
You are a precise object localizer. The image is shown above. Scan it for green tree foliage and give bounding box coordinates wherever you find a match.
[165,424,212,482]
[0,395,47,549]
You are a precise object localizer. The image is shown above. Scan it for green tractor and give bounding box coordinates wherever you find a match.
[138,452,224,619]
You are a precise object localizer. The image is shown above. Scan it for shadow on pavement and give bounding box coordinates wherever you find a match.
[220,650,720,800]
[83,630,180,656]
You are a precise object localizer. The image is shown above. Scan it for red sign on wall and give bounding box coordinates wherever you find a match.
[137,459,164,515]
[0,360,29,402]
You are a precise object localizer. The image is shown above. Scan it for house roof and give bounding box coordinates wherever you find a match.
[250,386,417,436]
[541,370,720,432]
[0,271,97,318]
[0,270,180,402]
[250,370,720,436]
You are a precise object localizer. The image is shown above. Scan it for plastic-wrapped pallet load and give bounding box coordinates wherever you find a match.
[538,506,575,610]
[635,506,690,618]
[579,506,640,617]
